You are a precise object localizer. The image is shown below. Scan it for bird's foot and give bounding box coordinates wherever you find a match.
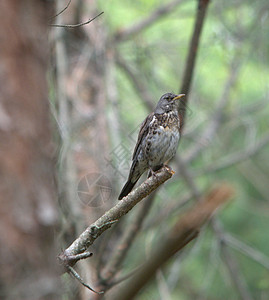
[163,164,175,174]
[150,168,158,178]
[148,165,163,178]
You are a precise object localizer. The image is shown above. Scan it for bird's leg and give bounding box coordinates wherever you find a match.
[163,163,175,174]
[148,165,163,178]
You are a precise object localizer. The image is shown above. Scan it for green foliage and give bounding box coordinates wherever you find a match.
[75,0,269,298]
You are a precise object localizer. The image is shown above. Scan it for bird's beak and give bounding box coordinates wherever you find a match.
[172,94,185,101]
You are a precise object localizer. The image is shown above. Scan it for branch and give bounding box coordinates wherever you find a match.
[58,166,173,269]
[100,191,156,286]
[50,11,104,28]
[49,0,72,19]
[212,220,253,300]
[224,233,269,270]
[184,57,242,163]
[175,155,201,201]
[221,244,253,300]
[112,184,233,300]
[115,54,155,111]
[197,133,269,175]
[67,265,103,295]
[114,0,184,42]
[180,0,210,100]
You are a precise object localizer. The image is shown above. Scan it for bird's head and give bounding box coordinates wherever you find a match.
[155,93,185,114]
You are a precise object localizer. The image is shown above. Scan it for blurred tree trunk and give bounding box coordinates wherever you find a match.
[0,1,61,299]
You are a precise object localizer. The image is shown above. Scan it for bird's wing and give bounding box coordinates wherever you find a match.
[132,112,154,160]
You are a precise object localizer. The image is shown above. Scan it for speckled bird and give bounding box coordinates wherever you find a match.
[118,93,185,200]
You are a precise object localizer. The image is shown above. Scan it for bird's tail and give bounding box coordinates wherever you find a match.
[118,179,138,200]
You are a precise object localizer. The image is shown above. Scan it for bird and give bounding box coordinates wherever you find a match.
[118,92,185,200]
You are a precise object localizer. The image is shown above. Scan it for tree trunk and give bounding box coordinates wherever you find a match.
[0,1,61,299]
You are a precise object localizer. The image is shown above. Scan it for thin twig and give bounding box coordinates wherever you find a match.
[196,133,269,175]
[115,53,155,111]
[49,0,72,19]
[180,0,210,101]
[212,220,254,300]
[145,193,192,230]
[221,245,253,300]
[156,270,173,300]
[184,57,242,163]
[237,160,269,201]
[224,233,269,270]
[175,155,201,201]
[50,11,104,28]
[109,265,142,287]
[67,265,104,294]
[101,191,156,285]
[114,0,184,42]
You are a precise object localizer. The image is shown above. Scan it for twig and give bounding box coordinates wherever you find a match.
[49,0,72,19]
[115,53,155,111]
[114,0,184,42]
[224,233,269,270]
[175,155,201,201]
[156,270,173,300]
[220,245,253,300]
[59,166,173,268]
[145,193,192,230]
[180,0,210,101]
[175,0,210,132]
[50,11,104,28]
[184,57,242,163]
[197,133,269,175]
[112,184,233,300]
[54,0,82,232]
[237,160,269,201]
[101,191,156,285]
[109,265,142,287]
[67,265,104,294]
[212,220,253,300]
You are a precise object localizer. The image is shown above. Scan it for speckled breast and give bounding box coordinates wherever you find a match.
[143,111,180,168]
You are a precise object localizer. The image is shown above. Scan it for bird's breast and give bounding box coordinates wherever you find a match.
[143,112,180,167]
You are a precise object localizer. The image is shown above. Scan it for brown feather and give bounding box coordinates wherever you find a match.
[132,112,154,160]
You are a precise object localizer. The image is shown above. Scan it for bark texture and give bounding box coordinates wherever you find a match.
[0,1,60,299]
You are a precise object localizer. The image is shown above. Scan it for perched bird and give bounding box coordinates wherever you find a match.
[118,93,185,200]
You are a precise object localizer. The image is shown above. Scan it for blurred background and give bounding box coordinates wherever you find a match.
[51,0,269,299]
[1,0,269,299]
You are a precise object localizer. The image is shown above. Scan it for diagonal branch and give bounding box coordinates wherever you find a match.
[224,233,269,270]
[180,0,210,99]
[115,53,155,111]
[197,133,269,175]
[184,57,242,162]
[220,244,253,300]
[100,191,157,287]
[49,0,72,19]
[212,220,254,300]
[177,0,211,131]
[112,184,233,300]
[114,0,184,42]
[58,166,173,270]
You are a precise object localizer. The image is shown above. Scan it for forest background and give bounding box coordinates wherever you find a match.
[0,0,269,299]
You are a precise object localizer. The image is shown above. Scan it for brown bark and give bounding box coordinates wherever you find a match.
[0,1,60,299]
